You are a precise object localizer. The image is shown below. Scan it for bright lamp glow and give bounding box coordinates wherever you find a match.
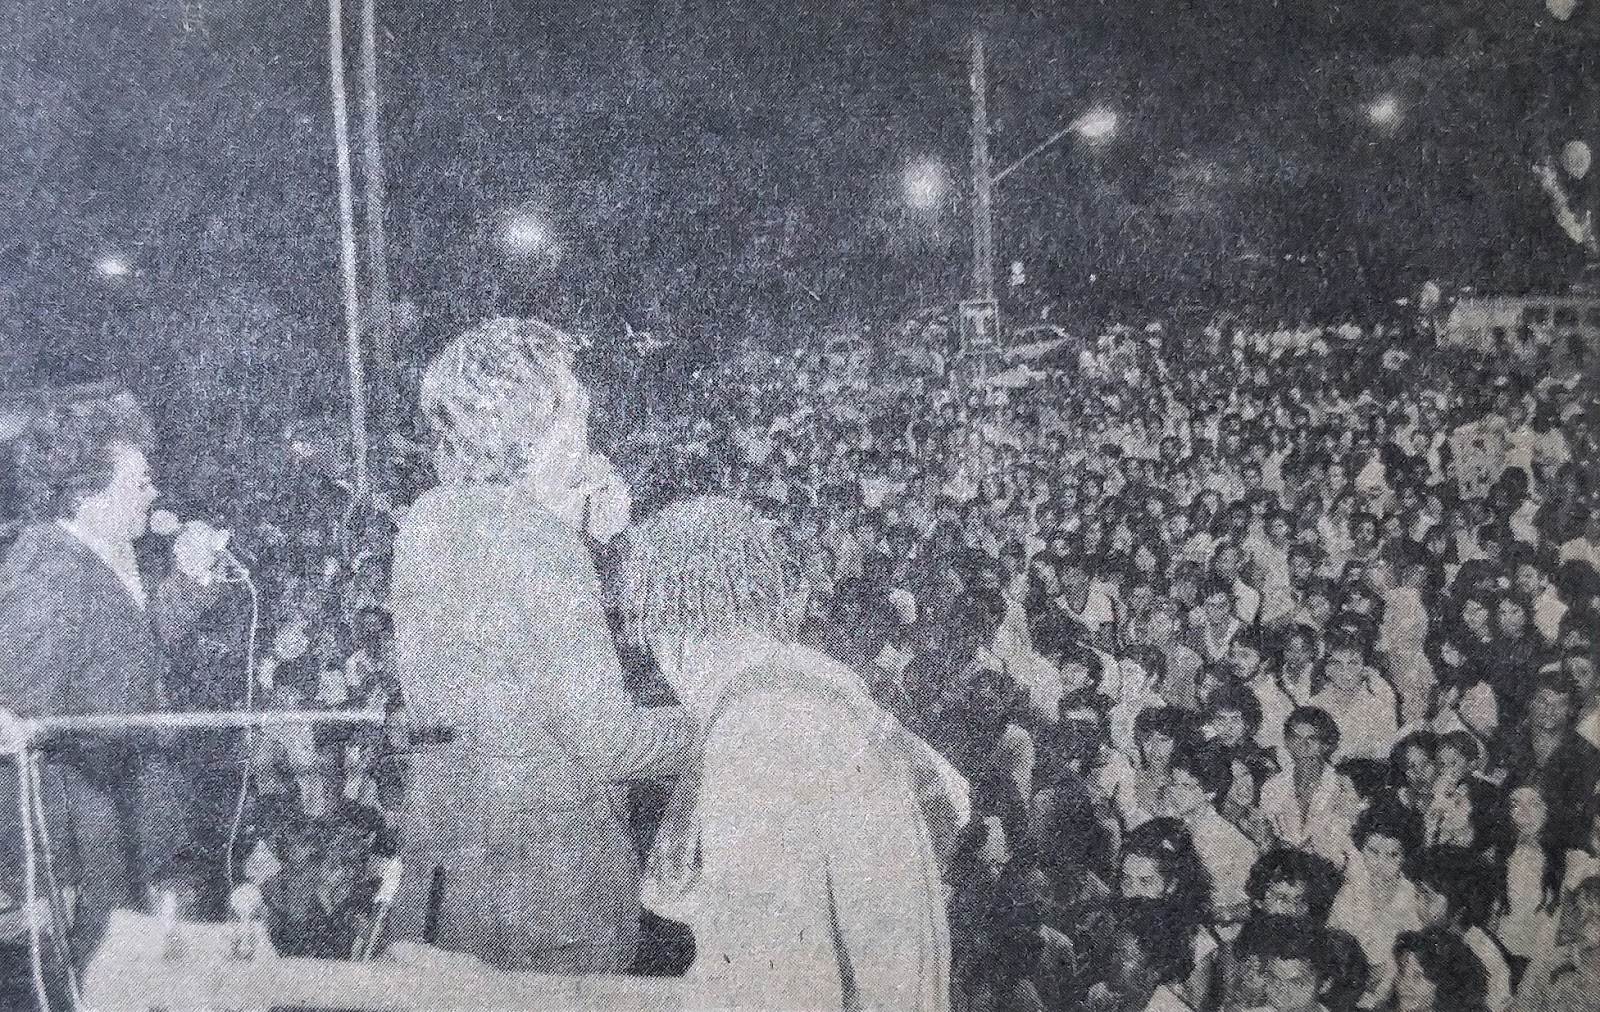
[1366,95,1402,128]
[93,255,132,279]
[499,210,556,255]
[901,157,950,210]
[1074,109,1120,142]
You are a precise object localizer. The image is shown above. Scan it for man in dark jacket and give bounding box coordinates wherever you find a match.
[0,394,228,965]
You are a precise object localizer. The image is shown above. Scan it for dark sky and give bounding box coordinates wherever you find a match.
[1,0,1595,383]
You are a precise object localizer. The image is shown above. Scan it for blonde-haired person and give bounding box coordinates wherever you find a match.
[625,495,958,1012]
[387,317,689,974]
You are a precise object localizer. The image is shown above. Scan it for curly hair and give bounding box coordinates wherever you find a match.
[621,495,804,653]
[419,317,585,485]
[13,393,154,520]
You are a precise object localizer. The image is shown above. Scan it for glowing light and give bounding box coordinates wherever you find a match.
[1367,95,1403,129]
[499,209,557,255]
[93,255,132,279]
[1074,108,1120,142]
[901,157,950,211]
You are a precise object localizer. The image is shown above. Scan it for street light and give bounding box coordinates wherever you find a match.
[93,255,132,279]
[498,208,558,257]
[902,156,951,211]
[1366,94,1403,130]
[1074,108,1120,143]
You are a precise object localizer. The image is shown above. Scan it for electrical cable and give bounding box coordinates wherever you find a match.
[26,753,81,1009]
[19,748,50,1012]
[223,568,261,891]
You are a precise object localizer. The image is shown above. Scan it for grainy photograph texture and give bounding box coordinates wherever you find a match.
[0,1,1596,1010]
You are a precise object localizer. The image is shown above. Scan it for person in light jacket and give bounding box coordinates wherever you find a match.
[625,495,955,1011]
[388,318,690,974]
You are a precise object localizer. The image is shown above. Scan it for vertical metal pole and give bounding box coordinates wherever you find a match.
[329,0,370,496]
[359,0,397,437]
[970,31,995,307]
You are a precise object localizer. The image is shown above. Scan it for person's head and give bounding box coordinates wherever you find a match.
[1513,556,1550,599]
[1562,650,1599,702]
[1389,732,1440,796]
[1133,706,1189,772]
[1353,804,1423,891]
[1320,629,1369,694]
[1507,783,1551,844]
[1251,919,1336,1012]
[1204,684,1262,748]
[1493,595,1530,639]
[622,495,804,709]
[1558,874,1600,960]
[1434,730,1482,787]
[1097,897,1196,1000]
[1246,847,1341,922]
[1199,575,1236,621]
[1164,742,1232,820]
[1119,817,1213,920]
[1459,595,1493,635]
[421,318,597,491]
[15,394,159,542]
[1227,628,1265,680]
[1276,624,1321,676]
[1527,672,1580,734]
[1392,928,1489,1012]
[1406,845,1492,932]
[1283,707,1339,771]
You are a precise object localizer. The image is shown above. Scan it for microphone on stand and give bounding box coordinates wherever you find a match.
[148,509,250,581]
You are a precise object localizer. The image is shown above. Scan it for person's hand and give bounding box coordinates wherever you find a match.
[0,708,28,755]
[173,520,229,584]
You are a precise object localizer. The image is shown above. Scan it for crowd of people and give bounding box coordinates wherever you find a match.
[597,310,1600,1012]
[5,303,1598,1012]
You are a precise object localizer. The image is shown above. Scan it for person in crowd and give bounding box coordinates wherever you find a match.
[1258,707,1363,860]
[1309,627,1400,763]
[1407,845,1515,1011]
[1329,804,1425,1008]
[1499,673,1600,853]
[1391,927,1491,1012]
[1490,783,1563,962]
[1509,873,1600,1012]
[1162,742,1257,922]
[387,318,691,974]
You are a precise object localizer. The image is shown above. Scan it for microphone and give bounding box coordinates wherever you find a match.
[149,509,250,579]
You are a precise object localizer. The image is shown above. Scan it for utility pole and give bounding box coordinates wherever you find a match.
[963,30,999,386]
[328,0,369,496]
[970,31,995,307]
[358,0,396,437]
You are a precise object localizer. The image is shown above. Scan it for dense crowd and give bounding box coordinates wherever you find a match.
[603,313,1600,1012]
[97,308,1600,1012]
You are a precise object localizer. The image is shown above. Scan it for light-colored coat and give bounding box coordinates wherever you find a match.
[650,647,951,1011]
[388,484,689,973]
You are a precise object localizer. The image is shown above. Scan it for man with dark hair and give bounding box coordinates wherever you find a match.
[1257,707,1362,860]
[0,394,233,964]
[1406,845,1513,1011]
[1251,918,1339,1012]
[1164,742,1257,920]
[1501,672,1600,852]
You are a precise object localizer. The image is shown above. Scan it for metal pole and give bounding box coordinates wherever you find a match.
[359,0,397,437]
[329,0,371,497]
[970,32,995,307]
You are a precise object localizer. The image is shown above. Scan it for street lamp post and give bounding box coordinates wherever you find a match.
[964,29,1119,369]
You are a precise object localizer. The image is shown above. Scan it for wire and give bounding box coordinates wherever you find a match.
[224,569,261,891]
[25,755,81,1010]
[19,749,50,1012]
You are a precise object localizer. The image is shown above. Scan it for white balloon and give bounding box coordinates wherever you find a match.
[1547,0,1577,20]
[1562,139,1592,180]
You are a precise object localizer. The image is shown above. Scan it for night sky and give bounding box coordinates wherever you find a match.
[1,0,1595,385]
